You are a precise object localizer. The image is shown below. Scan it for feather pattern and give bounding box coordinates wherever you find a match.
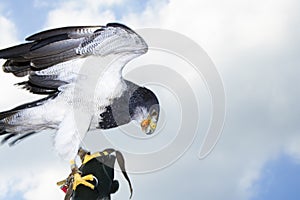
[0,23,148,160]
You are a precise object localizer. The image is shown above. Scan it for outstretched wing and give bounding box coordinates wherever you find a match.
[0,23,147,95]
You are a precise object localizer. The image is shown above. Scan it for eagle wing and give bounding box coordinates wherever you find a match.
[0,23,147,94]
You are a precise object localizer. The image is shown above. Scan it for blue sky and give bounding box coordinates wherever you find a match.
[0,0,161,38]
[252,155,300,200]
[0,0,300,200]
[0,0,54,38]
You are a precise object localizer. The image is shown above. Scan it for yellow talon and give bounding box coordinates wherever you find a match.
[72,173,95,190]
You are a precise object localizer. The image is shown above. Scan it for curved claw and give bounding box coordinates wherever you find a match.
[72,173,95,190]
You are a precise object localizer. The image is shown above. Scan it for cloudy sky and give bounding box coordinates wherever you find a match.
[0,0,300,199]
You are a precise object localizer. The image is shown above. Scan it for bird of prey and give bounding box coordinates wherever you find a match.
[0,23,160,160]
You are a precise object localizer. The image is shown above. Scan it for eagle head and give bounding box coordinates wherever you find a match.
[129,87,160,135]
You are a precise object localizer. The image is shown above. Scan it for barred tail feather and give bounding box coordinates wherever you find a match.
[0,112,37,145]
[0,95,56,145]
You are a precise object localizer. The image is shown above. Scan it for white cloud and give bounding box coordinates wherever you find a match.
[0,135,71,200]
[0,163,68,200]
[21,169,66,200]
[121,0,300,199]
[0,16,18,48]
[44,0,118,28]
[123,0,295,64]
[284,134,300,163]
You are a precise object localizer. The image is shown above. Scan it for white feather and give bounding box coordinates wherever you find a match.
[53,110,92,160]
[132,106,148,124]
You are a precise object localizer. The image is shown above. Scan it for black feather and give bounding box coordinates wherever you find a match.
[30,34,70,51]
[3,60,32,77]
[0,122,7,134]
[26,26,103,41]
[98,81,137,129]
[16,81,58,94]
[106,23,132,31]
[27,39,82,58]
[29,74,67,89]
[1,134,15,144]
[31,48,78,69]
[0,43,34,59]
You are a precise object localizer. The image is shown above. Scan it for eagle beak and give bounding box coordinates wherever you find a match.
[141,118,157,135]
